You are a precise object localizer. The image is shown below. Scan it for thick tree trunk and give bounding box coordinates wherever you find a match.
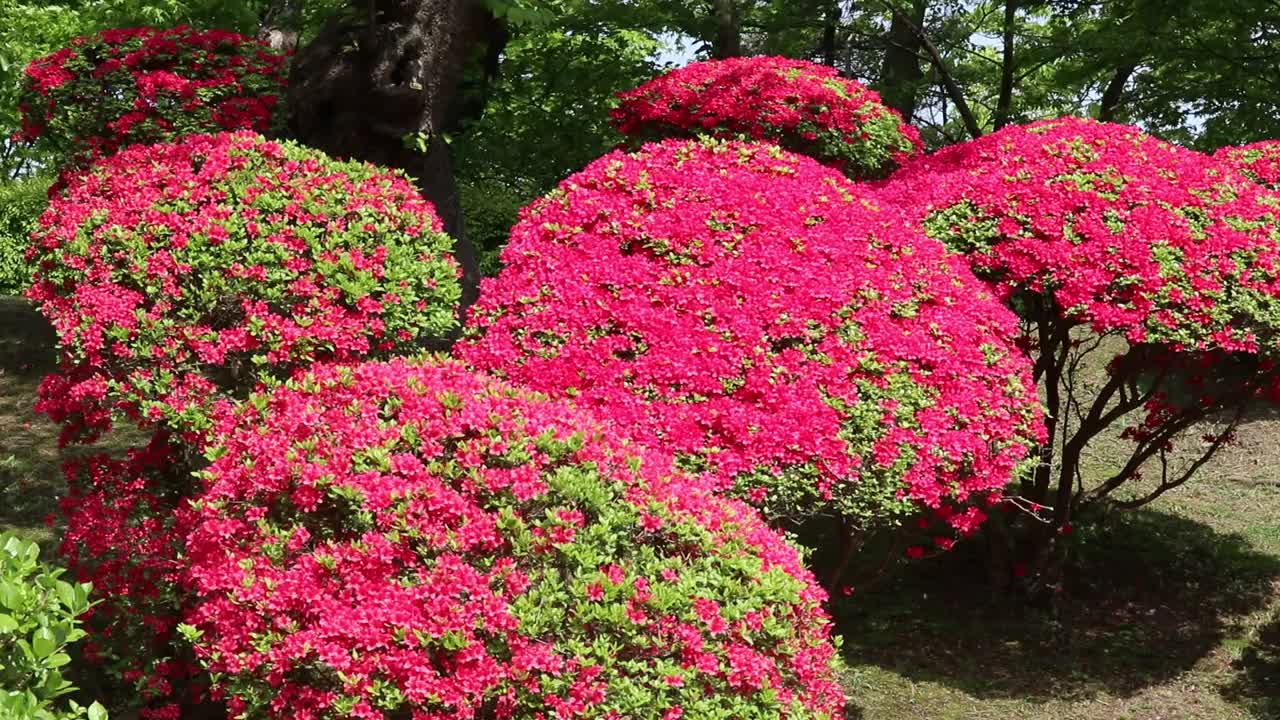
[711,0,742,58]
[878,0,928,120]
[286,0,491,309]
[820,1,840,66]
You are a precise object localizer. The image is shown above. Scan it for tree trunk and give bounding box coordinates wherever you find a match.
[1097,64,1136,121]
[878,0,928,120]
[711,0,742,58]
[993,0,1018,129]
[820,1,840,67]
[257,0,303,53]
[285,0,491,309]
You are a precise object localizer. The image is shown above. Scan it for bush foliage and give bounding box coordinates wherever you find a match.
[185,359,846,720]
[0,174,51,296]
[462,139,1041,541]
[19,26,287,168]
[28,131,461,443]
[612,56,921,178]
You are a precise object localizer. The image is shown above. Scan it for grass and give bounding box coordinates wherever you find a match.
[0,295,1277,718]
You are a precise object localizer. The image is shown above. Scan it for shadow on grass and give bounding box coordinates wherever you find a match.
[1222,605,1280,718]
[0,296,60,542]
[835,507,1280,704]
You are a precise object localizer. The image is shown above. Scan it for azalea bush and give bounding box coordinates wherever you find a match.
[612,56,921,178]
[877,117,1280,591]
[0,533,107,720]
[461,139,1042,564]
[1217,139,1280,190]
[55,434,199,718]
[184,358,846,720]
[28,131,461,443]
[18,26,287,168]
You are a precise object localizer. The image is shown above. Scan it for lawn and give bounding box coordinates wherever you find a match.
[1,294,1277,719]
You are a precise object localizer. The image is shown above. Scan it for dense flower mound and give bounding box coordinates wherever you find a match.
[1216,139,1280,190]
[19,26,287,166]
[461,139,1041,534]
[612,56,921,178]
[28,131,461,439]
[58,432,201,717]
[878,117,1280,353]
[185,358,846,720]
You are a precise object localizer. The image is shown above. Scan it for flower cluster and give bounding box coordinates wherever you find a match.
[185,358,846,720]
[19,26,287,167]
[461,139,1041,536]
[28,131,461,441]
[1216,139,1280,190]
[878,117,1280,355]
[611,56,922,178]
[57,432,202,718]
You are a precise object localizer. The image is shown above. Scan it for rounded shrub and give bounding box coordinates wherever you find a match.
[184,358,846,720]
[0,533,107,720]
[460,139,1041,541]
[27,131,461,441]
[611,56,921,178]
[19,26,287,167]
[879,117,1280,356]
[875,117,1280,581]
[1216,139,1280,190]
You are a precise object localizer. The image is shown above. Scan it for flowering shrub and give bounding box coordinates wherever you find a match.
[57,433,199,718]
[461,139,1041,545]
[1216,139,1280,190]
[184,358,846,719]
[0,533,108,720]
[28,131,461,441]
[876,117,1280,591]
[18,26,287,167]
[612,56,921,178]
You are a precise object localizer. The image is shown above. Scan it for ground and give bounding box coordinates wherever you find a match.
[1,295,1277,719]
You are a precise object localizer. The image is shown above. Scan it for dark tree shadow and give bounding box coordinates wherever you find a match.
[1221,606,1280,718]
[0,295,55,375]
[835,507,1280,704]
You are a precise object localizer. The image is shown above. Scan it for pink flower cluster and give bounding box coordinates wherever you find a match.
[1217,139,1280,190]
[461,139,1042,534]
[186,358,846,719]
[28,131,461,442]
[19,26,287,166]
[612,56,922,178]
[57,432,203,719]
[878,117,1280,355]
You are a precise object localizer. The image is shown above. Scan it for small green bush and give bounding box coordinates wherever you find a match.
[0,533,106,720]
[0,175,51,296]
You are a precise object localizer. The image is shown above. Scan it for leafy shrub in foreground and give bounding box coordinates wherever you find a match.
[28,131,461,443]
[461,139,1041,548]
[612,56,921,178]
[185,358,846,719]
[0,533,107,720]
[19,26,287,168]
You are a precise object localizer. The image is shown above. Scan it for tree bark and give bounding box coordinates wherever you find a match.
[1097,64,1136,121]
[993,0,1018,129]
[877,0,982,138]
[711,0,742,58]
[820,1,841,67]
[286,0,493,309]
[878,0,928,119]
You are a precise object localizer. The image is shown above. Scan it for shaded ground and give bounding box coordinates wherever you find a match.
[837,411,1280,719]
[0,295,60,546]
